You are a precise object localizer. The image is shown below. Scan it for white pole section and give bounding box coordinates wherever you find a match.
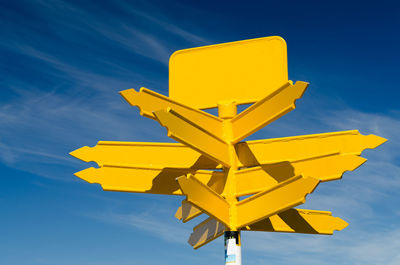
[224,231,242,265]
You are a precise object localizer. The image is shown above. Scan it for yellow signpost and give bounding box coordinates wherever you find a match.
[70,36,386,265]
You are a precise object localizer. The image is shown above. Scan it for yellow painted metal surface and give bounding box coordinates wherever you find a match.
[289,153,367,181]
[75,166,224,195]
[230,81,308,143]
[120,88,224,139]
[236,175,319,229]
[169,36,288,109]
[154,108,231,167]
[175,200,203,223]
[72,132,381,171]
[235,153,366,196]
[70,36,387,250]
[188,217,225,249]
[236,130,386,166]
[177,174,230,226]
[74,166,184,194]
[177,174,320,230]
[69,141,218,169]
[188,208,348,249]
[246,208,348,234]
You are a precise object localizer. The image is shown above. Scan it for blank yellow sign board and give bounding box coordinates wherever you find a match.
[169,36,288,109]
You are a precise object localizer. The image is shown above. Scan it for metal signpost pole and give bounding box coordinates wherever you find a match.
[218,102,242,265]
[225,231,241,265]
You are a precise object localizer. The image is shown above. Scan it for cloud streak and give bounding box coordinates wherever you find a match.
[83,207,191,245]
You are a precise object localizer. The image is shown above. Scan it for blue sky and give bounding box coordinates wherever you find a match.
[1,1,399,264]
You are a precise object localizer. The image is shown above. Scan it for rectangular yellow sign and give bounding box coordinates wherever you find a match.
[169,36,288,109]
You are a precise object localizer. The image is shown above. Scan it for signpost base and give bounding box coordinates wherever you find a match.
[224,231,241,265]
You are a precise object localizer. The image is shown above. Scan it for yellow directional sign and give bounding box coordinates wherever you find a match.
[189,217,225,249]
[230,81,308,143]
[154,108,231,167]
[70,141,219,169]
[70,133,382,170]
[175,200,203,223]
[188,209,348,249]
[246,208,348,234]
[235,153,366,196]
[177,174,231,226]
[75,166,224,195]
[235,175,319,229]
[169,36,288,109]
[70,36,387,255]
[177,173,320,230]
[120,88,224,139]
[236,130,386,166]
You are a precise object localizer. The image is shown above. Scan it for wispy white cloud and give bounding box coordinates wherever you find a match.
[120,3,210,45]
[0,84,170,180]
[0,41,148,92]
[0,0,213,181]
[9,0,209,67]
[244,227,400,265]
[1,0,212,180]
[84,208,191,245]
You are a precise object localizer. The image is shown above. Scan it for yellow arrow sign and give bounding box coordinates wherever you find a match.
[177,174,230,227]
[188,209,347,249]
[188,217,225,249]
[120,87,224,139]
[154,108,231,167]
[236,130,386,167]
[70,132,383,171]
[230,81,308,143]
[289,153,366,181]
[236,175,319,229]
[178,173,319,230]
[75,166,224,195]
[246,208,348,234]
[235,153,366,197]
[175,200,203,223]
[70,141,219,169]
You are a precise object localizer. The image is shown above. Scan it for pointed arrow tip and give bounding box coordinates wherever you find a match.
[293,81,309,99]
[366,134,387,150]
[349,156,368,171]
[175,206,183,220]
[74,167,97,184]
[336,217,349,231]
[119,88,140,107]
[119,88,129,95]
[152,109,168,125]
[119,88,137,96]
[69,146,92,162]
